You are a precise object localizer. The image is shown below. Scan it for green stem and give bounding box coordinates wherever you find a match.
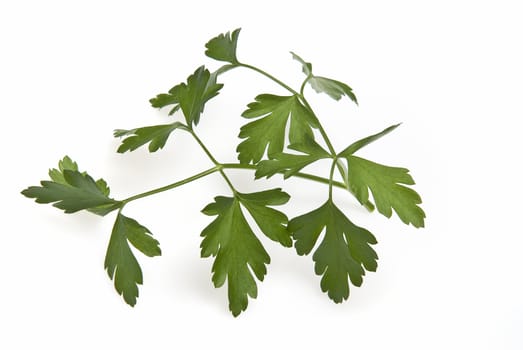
[300,97,351,196]
[299,76,310,97]
[328,159,337,200]
[188,129,237,194]
[221,163,346,189]
[238,62,299,95]
[122,166,220,204]
[121,163,350,205]
[189,129,220,166]
[300,98,337,156]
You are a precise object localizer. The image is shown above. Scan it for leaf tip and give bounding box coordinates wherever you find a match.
[20,187,30,198]
[205,28,242,64]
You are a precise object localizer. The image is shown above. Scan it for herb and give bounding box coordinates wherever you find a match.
[21,28,425,316]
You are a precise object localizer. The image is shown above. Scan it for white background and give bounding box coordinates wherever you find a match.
[1,1,522,349]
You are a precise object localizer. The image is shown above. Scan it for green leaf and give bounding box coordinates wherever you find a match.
[149,93,180,114]
[205,28,241,64]
[337,124,402,212]
[181,66,223,126]
[114,122,188,153]
[46,157,118,215]
[200,195,270,316]
[237,189,292,247]
[95,178,110,197]
[255,136,330,179]
[150,66,223,126]
[237,94,319,164]
[88,178,121,216]
[87,202,123,217]
[289,200,378,303]
[105,213,161,307]
[309,76,358,104]
[346,155,425,227]
[150,82,185,116]
[291,51,312,76]
[292,52,358,104]
[48,155,78,184]
[339,124,401,156]
[21,157,121,215]
[334,157,376,213]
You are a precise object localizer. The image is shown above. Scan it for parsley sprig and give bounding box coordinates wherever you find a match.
[22,28,425,316]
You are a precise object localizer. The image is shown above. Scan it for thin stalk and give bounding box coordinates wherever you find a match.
[121,163,354,207]
[189,130,237,194]
[301,97,351,194]
[328,159,337,201]
[301,97,337,155]
[189,130,220,166]
[238,62,299,95]
[122,166,220,204]
[299,76,310,97]
[221,163,346,189]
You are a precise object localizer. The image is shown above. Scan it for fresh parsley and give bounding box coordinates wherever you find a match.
[22,28,425,316]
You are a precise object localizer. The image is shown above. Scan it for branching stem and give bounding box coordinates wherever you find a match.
[188,129,237,194]
[126,62,373,209]
[237,63,337,156]
[122,163,348,205]
[221,163,346,188]
[235,61,372,209]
